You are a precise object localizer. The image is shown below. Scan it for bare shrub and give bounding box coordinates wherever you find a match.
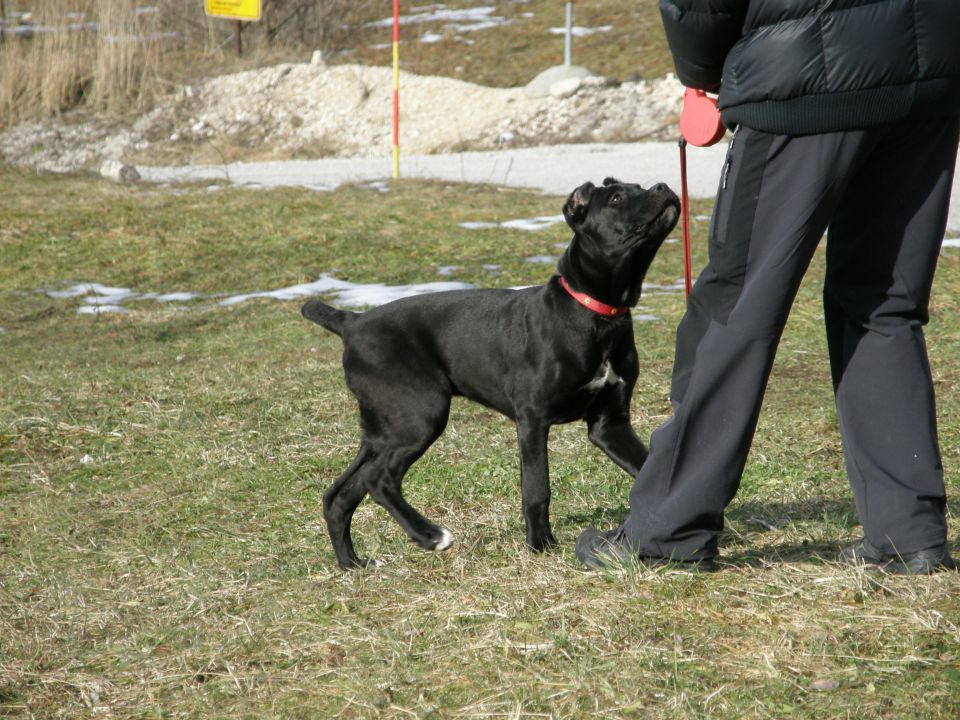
[0,1,97,122]
[0,0,382,125]
[91,0,163,112]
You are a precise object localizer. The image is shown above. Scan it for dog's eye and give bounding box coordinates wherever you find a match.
[609,193,623,205]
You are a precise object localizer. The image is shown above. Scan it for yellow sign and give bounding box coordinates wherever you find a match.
[204,0,261,22]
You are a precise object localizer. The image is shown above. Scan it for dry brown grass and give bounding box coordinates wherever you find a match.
[90,0,163,112]
[1,1,93,121]
[0,0,381,125]
[0,0,159,121]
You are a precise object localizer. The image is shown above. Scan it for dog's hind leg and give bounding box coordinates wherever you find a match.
[516,418,557,551]
[363,448,454,552]
[323,446,374,569]
[359,395,455,553]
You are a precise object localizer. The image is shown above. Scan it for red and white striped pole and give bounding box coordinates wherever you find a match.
[392,0,400,178]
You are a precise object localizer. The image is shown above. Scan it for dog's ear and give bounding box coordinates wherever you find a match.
[563,182,595,227]
[602,177,621,187]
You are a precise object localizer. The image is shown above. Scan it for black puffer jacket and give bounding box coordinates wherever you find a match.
[659,0,960,135]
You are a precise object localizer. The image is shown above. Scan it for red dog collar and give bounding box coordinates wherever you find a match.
[559,276,629,317]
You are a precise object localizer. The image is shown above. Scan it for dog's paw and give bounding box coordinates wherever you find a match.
[413,526,455,552]
[338,556,383,571]
[432,527,454,552]
[528,532,559,553]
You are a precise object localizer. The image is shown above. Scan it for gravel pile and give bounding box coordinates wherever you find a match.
[0,56,683,175]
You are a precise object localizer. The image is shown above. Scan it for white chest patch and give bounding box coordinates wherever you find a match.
[584,361,622,392]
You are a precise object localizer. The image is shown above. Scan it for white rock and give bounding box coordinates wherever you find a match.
[549,77,583,98]
[99,160,140,182]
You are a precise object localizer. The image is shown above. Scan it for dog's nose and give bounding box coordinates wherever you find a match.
[650,183,670,194]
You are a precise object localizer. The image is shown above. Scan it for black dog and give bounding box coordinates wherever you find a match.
[303,178,679,569]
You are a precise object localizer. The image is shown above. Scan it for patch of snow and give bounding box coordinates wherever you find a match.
[143,291,201,302]
[369,6,506,31]
[361,181,391,193]
[219,274,474,309]
[643,279,686,295]
[460,214,565,232]
[37,271,680,317]
[47,283,134,300]
[548,25,613,37]
[77,304,129,315]
[503,215,565,231]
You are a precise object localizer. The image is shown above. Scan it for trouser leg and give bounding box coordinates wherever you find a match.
[825,115,960,556]
[623,126,874,560]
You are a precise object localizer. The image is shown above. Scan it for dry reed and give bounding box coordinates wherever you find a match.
[0,0,381,126]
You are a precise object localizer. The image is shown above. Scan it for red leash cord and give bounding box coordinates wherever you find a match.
[676,88,724,302]
[679,137,692,300]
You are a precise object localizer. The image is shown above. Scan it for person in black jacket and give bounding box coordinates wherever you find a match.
[576,0,960,574]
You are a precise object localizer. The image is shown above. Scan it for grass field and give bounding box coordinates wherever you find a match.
[2,165,960,718]
[351,0,675,88]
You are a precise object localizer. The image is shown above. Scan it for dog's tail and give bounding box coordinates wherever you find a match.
[301,299,352,337]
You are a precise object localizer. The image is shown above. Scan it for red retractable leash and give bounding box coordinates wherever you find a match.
[679,137,693,298]
[677,88,726,300]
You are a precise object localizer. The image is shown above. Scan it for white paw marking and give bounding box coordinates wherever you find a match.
[433,527,454,551]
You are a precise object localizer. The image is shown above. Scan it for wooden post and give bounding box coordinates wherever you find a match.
[235,19,242,56]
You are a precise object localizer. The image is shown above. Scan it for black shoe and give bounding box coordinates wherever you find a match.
[840,537,957,575]
[839,536,888,565]
[575,526,717,572]
[575,527,636,570]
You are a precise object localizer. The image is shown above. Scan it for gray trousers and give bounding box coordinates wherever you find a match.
[623,113,960,560]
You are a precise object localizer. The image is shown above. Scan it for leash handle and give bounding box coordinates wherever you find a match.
[679,137,692,300]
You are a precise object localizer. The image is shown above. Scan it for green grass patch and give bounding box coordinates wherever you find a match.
[2,166,959,718]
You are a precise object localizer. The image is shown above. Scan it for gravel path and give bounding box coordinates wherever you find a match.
[3,58,958,232]
[140,141,960,235]
[139,141,730,199]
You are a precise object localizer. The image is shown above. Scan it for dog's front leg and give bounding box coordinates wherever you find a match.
[516,419,557,551]
[586,389,648,478]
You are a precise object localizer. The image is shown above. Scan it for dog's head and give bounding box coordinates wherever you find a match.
[562,177,679,247]
[559,177,680,307]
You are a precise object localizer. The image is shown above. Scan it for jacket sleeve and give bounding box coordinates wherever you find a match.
[659,0,748,92]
